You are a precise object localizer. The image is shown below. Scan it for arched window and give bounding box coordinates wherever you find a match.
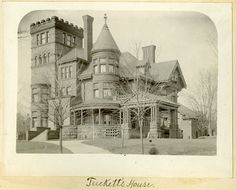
[35,56,37,66]
[61,87,66,96]
[47,53,50,63]
[66,86,71,95]
[43,54,47,63]
[39,56,42,64]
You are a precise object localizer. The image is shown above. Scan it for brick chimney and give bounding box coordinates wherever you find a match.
[82,15,94,61]
[142,45,156,64]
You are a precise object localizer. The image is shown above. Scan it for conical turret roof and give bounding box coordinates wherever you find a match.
[91,24,120,53]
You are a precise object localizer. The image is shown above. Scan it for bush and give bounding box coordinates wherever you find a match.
[149,147,159,155]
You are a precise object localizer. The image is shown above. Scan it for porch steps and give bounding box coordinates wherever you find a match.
[30,129,49,141]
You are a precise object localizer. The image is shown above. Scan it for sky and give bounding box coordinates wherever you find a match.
[18,10,218,115]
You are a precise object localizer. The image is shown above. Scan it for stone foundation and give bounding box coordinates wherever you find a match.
[77,124,121,140]
[148,122,162,138]
[121,123,131,139]
[62,125,77,139]
[169,126,179,138]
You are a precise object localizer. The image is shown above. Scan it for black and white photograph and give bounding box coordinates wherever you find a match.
[16,10,218,155]
[2,2,232,178]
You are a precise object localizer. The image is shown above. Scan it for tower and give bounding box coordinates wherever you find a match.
[30,16,83,129]
[90,14,120,101]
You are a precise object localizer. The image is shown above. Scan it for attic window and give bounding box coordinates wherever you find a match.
[172,73,178,81]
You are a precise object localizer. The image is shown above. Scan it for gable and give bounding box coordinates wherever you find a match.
[170,62,187,89]
[150,60,177,82]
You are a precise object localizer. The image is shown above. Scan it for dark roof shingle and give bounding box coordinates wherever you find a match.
[58,47,85,64]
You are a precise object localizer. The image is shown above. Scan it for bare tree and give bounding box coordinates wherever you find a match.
[187,68,217,136]
[130,41,142,59]
[33,58,84,153]
[117,64,162,154]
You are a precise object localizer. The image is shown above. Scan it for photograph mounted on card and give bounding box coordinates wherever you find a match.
[3,2,232,177]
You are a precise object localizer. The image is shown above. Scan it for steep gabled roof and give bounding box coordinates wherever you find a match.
[119,52,138,78]
[58,47,85,64]
[150,60,187,88]
[91,24,120,53]
[79,62,93,80]
[150,60,177,81]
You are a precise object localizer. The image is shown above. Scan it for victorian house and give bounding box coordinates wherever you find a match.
[29,14,187,140]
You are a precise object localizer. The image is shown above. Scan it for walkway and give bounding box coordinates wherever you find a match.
[36,139,111,154]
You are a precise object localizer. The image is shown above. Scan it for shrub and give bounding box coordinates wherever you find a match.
[149,147,159,155]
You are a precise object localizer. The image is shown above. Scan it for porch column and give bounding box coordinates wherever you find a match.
[81,109,83,125]
[119,109,122,125]
[149,104,161,138]
[98,108,101,125]
[150,106,153,122]
[121,107,131,139]
[92,109,95,139]
[73,111,76,125]
[169,109,179,138]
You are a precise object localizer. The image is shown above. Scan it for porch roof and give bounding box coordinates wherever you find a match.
[119,92,179,108]
[70,99,120,111]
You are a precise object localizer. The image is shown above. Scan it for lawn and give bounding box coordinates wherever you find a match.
[82,137,216,155]
[16,140,73,153]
